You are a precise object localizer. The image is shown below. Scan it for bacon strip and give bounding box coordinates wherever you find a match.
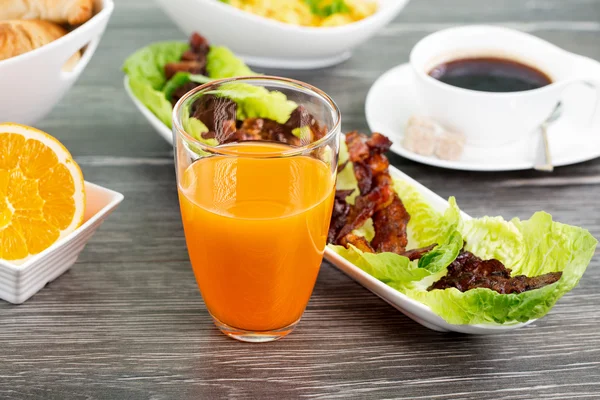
[327,190,354,244]
[371,195,410,254]
[402,244,437,261]
[340,233,374,253]
[332,132,409,254]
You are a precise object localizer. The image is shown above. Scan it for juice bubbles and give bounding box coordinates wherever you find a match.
[178,142,336,333]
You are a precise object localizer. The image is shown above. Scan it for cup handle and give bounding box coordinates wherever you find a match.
[565,55,600,127]
[579,80,600,127]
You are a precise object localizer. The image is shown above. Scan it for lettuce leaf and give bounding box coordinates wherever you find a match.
[163,72,212,102]
[181,106,218,147]
[333,205,596,325]
[123,40,299,130]
[123,41,258,129]
[417,230,463,273]
[128,77,174,128]
[330,245,428,284]
[123,42,189,128]
[329,143,597,325]
[394,180,461,249]
[123,42,189,90]
[206,46,256,79]
[402,212,596,324]
[211,82,298,124]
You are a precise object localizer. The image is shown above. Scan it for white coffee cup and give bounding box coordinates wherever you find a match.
[410,25,600,147]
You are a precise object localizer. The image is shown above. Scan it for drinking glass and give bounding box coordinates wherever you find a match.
[172,77,341,342]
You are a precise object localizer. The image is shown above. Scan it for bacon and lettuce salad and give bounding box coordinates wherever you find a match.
[328,132,597,325]
[122,32,309,145]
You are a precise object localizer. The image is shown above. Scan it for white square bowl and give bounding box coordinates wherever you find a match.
[0,182,124,304]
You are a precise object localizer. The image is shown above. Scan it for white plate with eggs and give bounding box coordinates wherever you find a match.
[155,0,410,69]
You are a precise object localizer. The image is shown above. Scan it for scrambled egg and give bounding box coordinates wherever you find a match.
[223,0,378,27]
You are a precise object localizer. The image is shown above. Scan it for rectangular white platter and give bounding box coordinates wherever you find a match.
[323,166,535,334]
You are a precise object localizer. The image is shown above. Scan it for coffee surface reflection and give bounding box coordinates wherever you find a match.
[429,57,552,93]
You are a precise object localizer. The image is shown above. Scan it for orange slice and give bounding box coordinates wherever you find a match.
[0,123,85,264]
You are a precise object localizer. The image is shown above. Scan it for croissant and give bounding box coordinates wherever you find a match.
[0,20,81,70]
[0,0,94,25]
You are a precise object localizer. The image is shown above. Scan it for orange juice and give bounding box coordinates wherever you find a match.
[178,142,335,332]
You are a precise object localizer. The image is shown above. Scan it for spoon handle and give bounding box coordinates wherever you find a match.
[534,124,554,172]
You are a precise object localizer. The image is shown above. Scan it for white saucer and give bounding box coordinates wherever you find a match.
[366,61,600,171]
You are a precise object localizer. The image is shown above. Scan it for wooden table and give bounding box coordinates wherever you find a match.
[2,1,600,398]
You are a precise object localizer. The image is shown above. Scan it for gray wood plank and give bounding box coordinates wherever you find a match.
[2,0,600,399]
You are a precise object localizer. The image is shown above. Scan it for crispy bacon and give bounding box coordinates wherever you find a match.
[327,190,354,244]
[345,131,370,162]
[402,244,437,261]
[328,131,563,294]
[165,32,210,102]
[428,251,563,294]
[366,132,393,153]
[353,162,373,195]
[191,94,238,142]
[334,173,395,244]
[371,195,410,254]
[367,153,390,175]
[165,61,205,80]
[340,233,374,253]
[331,133,402,248]
[285,105,328,142]
[189,32,209,53]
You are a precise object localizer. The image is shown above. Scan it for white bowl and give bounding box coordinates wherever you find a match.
[0,0,114,125]
[0,182,124,304]
[154,0,409,69]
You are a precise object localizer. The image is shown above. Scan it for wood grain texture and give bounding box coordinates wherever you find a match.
[2,0,600,399]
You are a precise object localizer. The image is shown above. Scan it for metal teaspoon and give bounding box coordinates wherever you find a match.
[534,103,563,172]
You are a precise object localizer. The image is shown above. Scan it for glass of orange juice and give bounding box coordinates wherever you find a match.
[172,77,341,342]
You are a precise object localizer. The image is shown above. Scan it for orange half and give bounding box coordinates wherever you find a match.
[0,123,85,264]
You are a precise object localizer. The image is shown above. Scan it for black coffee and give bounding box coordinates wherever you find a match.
[429,57,552,93]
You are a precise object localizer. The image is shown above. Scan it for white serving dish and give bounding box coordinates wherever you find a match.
[0,182,124,304]
[126,83,535,333]
[324,166,535,334]
[154,0,410,69]
[0,0,114,125]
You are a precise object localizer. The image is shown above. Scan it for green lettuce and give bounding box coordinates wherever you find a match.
[123,40,299,131]
[332,197,596,325]
[206,46,256,79]
[210,82,298,124]
[329,141,597,325]
[128,77,175,128]
[332,245,429,284]
[399,212,596,324]
[123,41,189,128]
[180,106,218,148]
[123,42,189,90]
[163,72,212,102]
